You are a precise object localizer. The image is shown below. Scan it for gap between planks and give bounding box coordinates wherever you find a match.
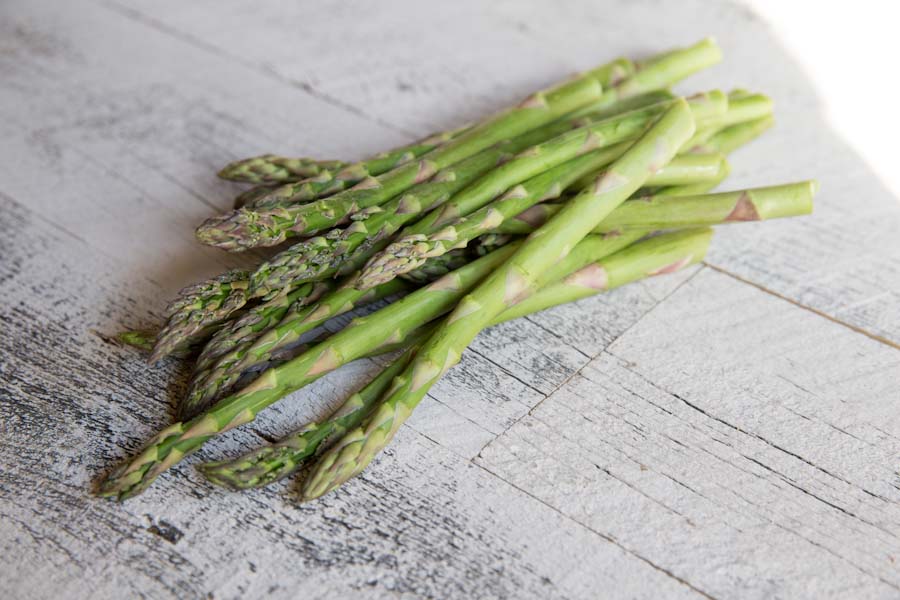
[704,263,900,353]
[472,458,720,600]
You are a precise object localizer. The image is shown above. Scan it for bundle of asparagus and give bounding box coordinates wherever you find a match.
[101,39,816,501]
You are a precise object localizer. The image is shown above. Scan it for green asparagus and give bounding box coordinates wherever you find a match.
[195,66,610,250]
[189,176,812,418]
[233,185,279,209]
[297,100,696,499]
[245,128,467,208]
[218,155,345,185]
[98,242,527,499]
[202,228,708,489]
[690,115,775,155]
[495,180,815,236]
[195,41,721,251]
[150,270,251,362]
[356,151,723,289]
[246,92,680,299]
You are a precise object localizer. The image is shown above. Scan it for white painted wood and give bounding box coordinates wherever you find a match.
[2,0,900,598]
[477,269,900,599]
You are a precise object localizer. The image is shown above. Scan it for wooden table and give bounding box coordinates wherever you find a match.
[3,1,899,598]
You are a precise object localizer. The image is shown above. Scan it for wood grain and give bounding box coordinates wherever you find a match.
[2,0,899,598]
[477,269,900,598]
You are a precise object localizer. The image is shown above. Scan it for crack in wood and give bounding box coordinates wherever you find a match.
[706,263,900,352]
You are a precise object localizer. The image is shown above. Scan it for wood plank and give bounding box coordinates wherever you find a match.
[0,0,409,293]
[477,268,900,598]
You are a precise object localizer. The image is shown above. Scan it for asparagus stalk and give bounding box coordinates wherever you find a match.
[195,65,612,251]
[217,155,345,185]
[185,244,482,417]
[202,228,707,489]
[101,224,658,500]
[190,144,797,419]
[690,115,774,155]
[685,92,772,149]
[243,128,468,208]
[182,277,410,418]
[652,155,730,196]
[196,41,721,251]
[150,270,251,362]
[499,228,712,322]
[588,38,722,110]
[572,152,724,191]
[98,242,529,499]
[375,92,725,245]
[356,151,722,289]
[596,182,817,232]
[495,181,815,236]
[183,94,707,410]
[198,345,420,489]
[233,185,279,209]
[246,91,679,299]
[297,100,697,499]
[189,281,334,384]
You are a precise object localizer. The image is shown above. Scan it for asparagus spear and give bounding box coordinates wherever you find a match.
[102,222,661,500]
[150,270,251,362]
[690,115,774,155]
[356,151,722,289]
[183,231,535,419]
[183,277,410,418]
[588,38,722,111]
[652,155,730,196]
[201,228,707,489]
[596,182,817,232]
[98,242,529,499]
[189,281,335,383]
[243,128,467,207]
[184,95,695,409]
[195,65,610,251]
[188,174,814,417]
[373,91,724,242]
[198,345,420,489]
[297,100,697,499]
[196,40,721,251]
[571,152,723,191]
[495,181,815,236]
[233,185,279,209]
[246,91,680,299]
[685,92,772,149]
[217,155,345,185]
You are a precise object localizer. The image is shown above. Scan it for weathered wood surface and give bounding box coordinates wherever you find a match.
[1,0,899,598]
